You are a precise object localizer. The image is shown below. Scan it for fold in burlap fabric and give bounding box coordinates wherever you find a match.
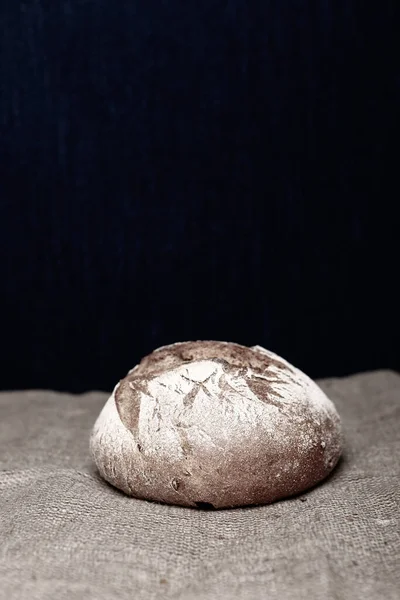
[1,371,399,600]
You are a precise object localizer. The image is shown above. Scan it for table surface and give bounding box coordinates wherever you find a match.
[1,370,399,600]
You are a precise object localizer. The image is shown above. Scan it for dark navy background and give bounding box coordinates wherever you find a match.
[1,2,398,392]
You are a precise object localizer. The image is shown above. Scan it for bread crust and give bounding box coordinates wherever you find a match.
[90,342,342,508]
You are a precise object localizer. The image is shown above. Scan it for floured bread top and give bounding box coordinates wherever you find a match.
[114,341,340,465]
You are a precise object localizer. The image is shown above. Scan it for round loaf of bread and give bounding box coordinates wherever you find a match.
[90,341,342,508]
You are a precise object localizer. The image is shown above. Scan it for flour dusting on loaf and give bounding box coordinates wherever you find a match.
[91,341,342,508]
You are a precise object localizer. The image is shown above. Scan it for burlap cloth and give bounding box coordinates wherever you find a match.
[1,371,399,600]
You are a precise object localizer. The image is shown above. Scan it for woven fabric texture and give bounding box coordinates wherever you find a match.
[1,371,399,600]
